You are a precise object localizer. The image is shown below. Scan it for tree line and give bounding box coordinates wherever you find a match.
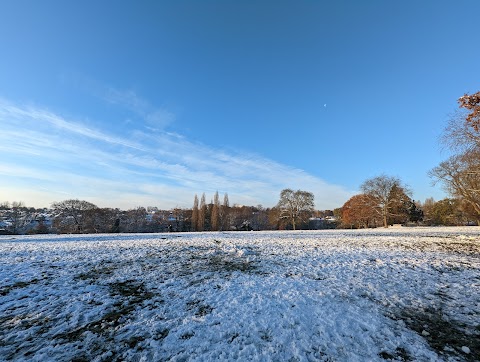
[338,91,480,228]
[1,92,478,234]
[1,186,476,236]
[0,192,319,235]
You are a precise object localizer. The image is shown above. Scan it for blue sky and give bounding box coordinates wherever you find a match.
[1,1,479,210]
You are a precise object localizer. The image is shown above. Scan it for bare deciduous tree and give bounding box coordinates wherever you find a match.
[123,207,148,233]
[88,208,118,233]
[360,175,411,228]
[429,150,480,224]
[277,189,314,230]
[441,111,480,152]
[10,201,26,234]
[51,199,97,233]
[431,91,480,224]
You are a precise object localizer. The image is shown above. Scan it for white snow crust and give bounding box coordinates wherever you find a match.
[1,227,479,361]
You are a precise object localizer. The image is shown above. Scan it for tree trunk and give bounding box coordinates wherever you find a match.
[383,207,388,228]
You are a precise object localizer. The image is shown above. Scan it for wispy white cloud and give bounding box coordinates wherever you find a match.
[145,109,175,129]
[0,98,354,209]
[0,99,147,151]
[104,86,175,128]
[62,72,176,130]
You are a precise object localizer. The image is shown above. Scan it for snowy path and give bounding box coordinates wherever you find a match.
[1,227,479,361]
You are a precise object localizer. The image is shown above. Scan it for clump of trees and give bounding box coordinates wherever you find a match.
[0,201,50,235]
[191,192,230,231]
[188,189,316,232]
[360,175,412,228]
[190,192,275,231]
[0,199,193,235]
[429,91,480,225]
[339,175,418,228]
[336,92,480,229]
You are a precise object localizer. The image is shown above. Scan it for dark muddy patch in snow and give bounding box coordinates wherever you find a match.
[414,237,480,256]
[186,299,214,317]
[109,280,155,300]
[56,286,153,342]
[0,278,40,296]
[176,244,263,277]
[43,282,157,361]
[397,307,479,361]
[379,347,411,361]
[74,261,117,281]
[208,254,258,274]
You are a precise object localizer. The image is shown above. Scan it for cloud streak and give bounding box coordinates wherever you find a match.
[0,98,354,209]
[63,72,176,130]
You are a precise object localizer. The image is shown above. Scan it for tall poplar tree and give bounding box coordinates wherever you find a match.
[211,191,220,231]
[191,194,199,232]
[221,193,230,231]
[198,193,206,231]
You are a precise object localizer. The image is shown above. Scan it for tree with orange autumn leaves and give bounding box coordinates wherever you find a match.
[458,91,480,132]
[340,175,413,228]
[341,194,380,228]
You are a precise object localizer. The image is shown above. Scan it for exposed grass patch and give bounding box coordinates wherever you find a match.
[186,299,214,317]
[74,263,116,281]
[195,304,214,317]
[109,280,155,300]
[180,332,195,340]
[227,332,239,343]
[55,280,155,344]
[0,278,40,296]
[414,238,480,256]
[0,314,53,360]
[176,246,262,277]
[153,328,169,341]
[209,255,257,273]
[259,330,273,342]
[399,307,479,361]
[126,335,145,349]
[379,347,411,361]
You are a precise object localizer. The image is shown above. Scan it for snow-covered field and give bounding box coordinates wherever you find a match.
[1,227,479,362]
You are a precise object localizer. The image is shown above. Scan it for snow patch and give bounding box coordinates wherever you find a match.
[1,227,479,361]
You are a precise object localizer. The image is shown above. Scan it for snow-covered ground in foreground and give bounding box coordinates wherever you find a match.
[1,227,479,362]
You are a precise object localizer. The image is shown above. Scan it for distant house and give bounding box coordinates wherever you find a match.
[0,220,12,234]
[308,217,338,230]
[167,212,176,222]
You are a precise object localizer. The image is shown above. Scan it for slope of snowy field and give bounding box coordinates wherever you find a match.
[1,227,479,361]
